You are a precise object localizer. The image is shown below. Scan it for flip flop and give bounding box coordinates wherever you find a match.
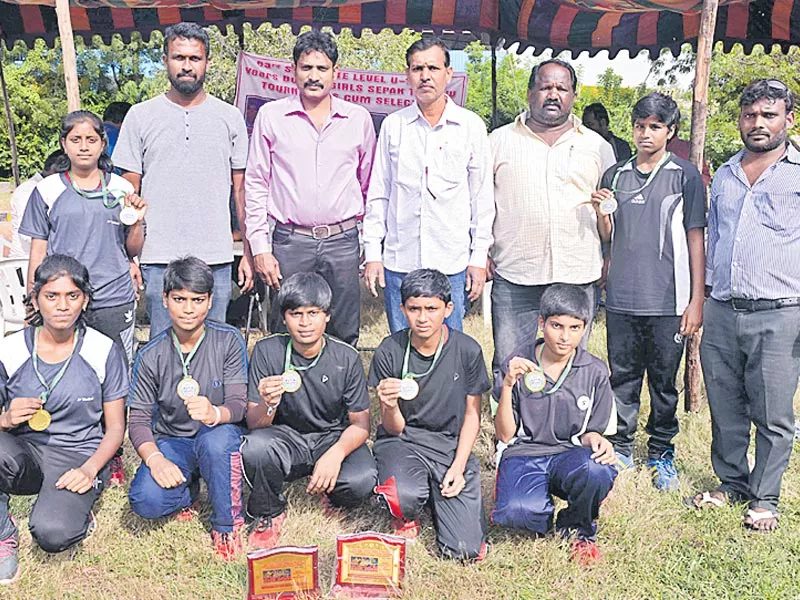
[743,509,779,534]
[684,490,727,509]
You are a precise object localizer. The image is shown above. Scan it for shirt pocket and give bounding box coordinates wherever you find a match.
[755,192,800,236]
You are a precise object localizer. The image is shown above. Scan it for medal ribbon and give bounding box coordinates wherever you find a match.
[32,327,80,404]
[66,171,128,209]
[610,151,672,200]
[401,328,445,380]
[171,328,206,379]
[535,343,576,396]
[284,338,326,372]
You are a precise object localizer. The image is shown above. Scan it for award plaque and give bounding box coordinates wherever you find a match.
[247,545,319,600]
[331,532,406,599]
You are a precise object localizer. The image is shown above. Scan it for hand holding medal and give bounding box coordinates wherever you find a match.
[119,192,147,226]
[589,189,617,216]
[395,328,446,402]
[503,357,543,392]
[0,397,45,430]
[257,375,285,416]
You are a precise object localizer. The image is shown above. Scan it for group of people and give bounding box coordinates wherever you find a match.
[0,19,797,586]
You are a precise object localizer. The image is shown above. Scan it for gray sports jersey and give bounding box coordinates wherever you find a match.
[602,154,706,316]
[0,325,129,456]
[248,334,369,434]
[19,172,136,308]
[492,339,616,459]
[129,321,247,442]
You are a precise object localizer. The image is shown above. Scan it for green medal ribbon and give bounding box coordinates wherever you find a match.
[284,337,326,373]
[32,326,80,404]
[401,328,445,380]
[610,151,672,201]
[171,328,206,379]
[67,171,128,210]
[535,343,576,396]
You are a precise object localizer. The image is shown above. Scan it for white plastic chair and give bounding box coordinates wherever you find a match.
[0,257,28,336]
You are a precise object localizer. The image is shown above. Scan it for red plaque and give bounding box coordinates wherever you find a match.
[331,532,406,599]
[247,545,320,600]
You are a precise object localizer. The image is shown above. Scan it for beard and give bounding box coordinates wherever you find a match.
[169,71,205,96]
[742,129,787,153]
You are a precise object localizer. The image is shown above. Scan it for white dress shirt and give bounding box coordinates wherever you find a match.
[363,97,494,275]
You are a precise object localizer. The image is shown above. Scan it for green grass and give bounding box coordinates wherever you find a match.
[5,288,800,600]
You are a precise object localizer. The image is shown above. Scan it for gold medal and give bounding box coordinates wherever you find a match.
[398,378,419,401]
[28,409,52,432]
[119,205,139,226]
[281,370,302,393]
[177,376,201,400]
[599,197,618,215]
[523,370,546,393]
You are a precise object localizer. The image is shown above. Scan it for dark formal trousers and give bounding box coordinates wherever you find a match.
[241,425,377,519]
[700,299,800,512]
[606,311,685,459]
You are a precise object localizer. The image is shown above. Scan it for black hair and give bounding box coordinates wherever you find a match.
[528,59,578,92]
[405,37,450,68]
[163,256,214,296]
[400,269,451,305]
[53,111,113,173]
[739,78,794,113]
[102,101,132,124]
[293,30,339,66]
[277,272,332,315]
[42,150,64,176]
[538,284,592,326]
[631,92,681,131]
[163,22,210,58]
[25,254,93,327]
[582,102,609,124]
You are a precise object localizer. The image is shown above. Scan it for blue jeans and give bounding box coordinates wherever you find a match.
[492,447,617,541]
[128,424,244,533]
[383,269,467,334]
[142,263,232,339]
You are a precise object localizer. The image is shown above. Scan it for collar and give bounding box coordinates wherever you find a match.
[283,94,350,119]
[515,112,586,137]
[728,141,800,169]
[406,95,463,126]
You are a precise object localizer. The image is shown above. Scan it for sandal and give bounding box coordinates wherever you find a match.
[684,490,727,509]
[743,509,779,534]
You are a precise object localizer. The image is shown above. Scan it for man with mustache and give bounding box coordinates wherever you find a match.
[114,22,251,339]
[690,79,800,534]
[363,38,494,334]
[488,60,616,382]
[245,31,376,347]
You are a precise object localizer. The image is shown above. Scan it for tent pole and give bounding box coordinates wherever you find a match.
[684,0,719,413]
[55,0,80,111]
[0,46,20,186]
[490,35,498,130]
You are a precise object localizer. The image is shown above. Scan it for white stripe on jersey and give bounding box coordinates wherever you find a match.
[0,329,30,379]
[79,327,114,385]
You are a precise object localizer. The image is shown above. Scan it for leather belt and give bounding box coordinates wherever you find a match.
[275,217,358,240]
[729,297,800,312]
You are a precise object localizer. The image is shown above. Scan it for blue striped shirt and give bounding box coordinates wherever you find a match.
[707,144,800,301]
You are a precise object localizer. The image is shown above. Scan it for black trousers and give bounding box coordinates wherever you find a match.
[373,436,486,560]
[240,425,377,519]
[269,226,361,346]
[0,433,108,553]
[606,311,685,459]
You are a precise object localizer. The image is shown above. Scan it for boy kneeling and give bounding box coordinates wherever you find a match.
[493,284,618,565]
[371,269,490,561]
[128,257,247,559]
[241,273,376,550]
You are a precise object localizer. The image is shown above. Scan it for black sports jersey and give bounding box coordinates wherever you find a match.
[248,334,369,434]
[369,328,491,456]
[492,339,616,458]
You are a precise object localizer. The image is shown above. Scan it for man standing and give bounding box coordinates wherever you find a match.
[490,60,616,374]
[691,79,799,533]
[582,102,632,161]
[113,22,251,338]
[363,38,494,333]
[245,31,375,347]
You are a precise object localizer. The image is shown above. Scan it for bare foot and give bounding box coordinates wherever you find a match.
[743,508,779,532]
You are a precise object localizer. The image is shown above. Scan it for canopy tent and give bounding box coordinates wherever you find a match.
[0,0,795,58]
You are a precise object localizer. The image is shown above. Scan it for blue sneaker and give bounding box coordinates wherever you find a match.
[615,452,634,470]
[0,518,19,586]
[648,451,679,491]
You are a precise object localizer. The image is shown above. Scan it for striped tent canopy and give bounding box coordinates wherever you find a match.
[0,0,795,57]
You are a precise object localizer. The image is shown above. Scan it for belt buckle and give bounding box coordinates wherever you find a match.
[312,225,331,240]
[731,298,749,312]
